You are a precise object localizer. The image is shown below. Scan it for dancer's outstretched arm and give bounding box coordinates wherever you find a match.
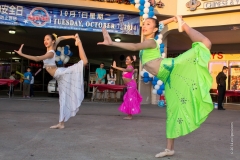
[14,44,54,62]
[111,61,133,72]
[160,17,176,25]
[54,35,75,50]
[98,28,156,51]
[75,34,88,66]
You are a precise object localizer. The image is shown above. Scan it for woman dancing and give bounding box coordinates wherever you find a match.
[98,15,213,157]
[14,33,88,129]
[111,56,142,120]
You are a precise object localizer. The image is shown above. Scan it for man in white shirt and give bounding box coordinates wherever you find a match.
[8,71,16,96]
[30,75,34,97]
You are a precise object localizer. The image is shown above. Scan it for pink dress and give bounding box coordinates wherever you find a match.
[119,66,142,115]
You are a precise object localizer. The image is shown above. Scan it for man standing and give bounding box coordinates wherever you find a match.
[216,66,228,110]
[95,62,106,100]
[96,62,106,84]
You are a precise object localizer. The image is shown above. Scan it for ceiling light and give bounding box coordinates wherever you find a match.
[9,29,16,34]
[6,52,15,54]
[114,37,121,42]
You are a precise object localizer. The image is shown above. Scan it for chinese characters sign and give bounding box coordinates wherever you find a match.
[0,2,140,35]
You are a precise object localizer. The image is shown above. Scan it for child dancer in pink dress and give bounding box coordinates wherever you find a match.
[111,56,142,120]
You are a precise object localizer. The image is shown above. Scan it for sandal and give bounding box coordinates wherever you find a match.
[50,124,65,129]
[176,15,185,32]
[123,116,132,120]
[155,149,175,158]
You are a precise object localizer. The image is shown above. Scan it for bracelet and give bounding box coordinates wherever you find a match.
[158,22,164,32]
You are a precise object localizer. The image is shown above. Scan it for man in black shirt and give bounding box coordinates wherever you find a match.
[216,66,228,110]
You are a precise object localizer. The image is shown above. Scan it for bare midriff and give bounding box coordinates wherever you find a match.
[45,66,58,77]
[122,77,132,84]
[143,58,162,76]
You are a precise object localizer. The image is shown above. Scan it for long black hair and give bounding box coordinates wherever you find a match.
[46,34,56,42]
[147,18,159,36]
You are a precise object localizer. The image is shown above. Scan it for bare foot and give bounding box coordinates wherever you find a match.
[123,116,132,120]
[173,16,178,23]
[175,15,185,32]
[50,124,65,129]
[75,33,81,46]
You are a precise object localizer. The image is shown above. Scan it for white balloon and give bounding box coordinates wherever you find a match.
[162,53,166,58]
[149,73,154,78]
[152,89,157,94]
[154,85,160,90]
[67,50,71,55]
[63,56,70,64]
[145,0,149,1]
[157,39,162,44]
[60,54,65,61]
[144,2,150,7]
[143,13,149,19]
[157,80,163,86]
[162,91,165,95]
[158,34,163,39]
[135,3,140,8]
[57,47,61,51]
[134,0,140,3]
[143,8,149,14]
[140,71,144,77]
[142,68,146,72]
[153,16,157,19]
[55,56,60,61]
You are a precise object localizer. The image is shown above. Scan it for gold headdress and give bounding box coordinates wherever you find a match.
[52,33,57,39]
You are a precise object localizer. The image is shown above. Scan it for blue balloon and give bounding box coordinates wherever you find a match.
[56,51,61,56]
[152,81,157,85]
[160,84,165,90]
[160,43,165,48]
[154,77,159,82]
[160,48,164,53]
[155,35,158,39]
[69,52,73,57]
[140,0,145,5]
[143,72,149,78]
[57,60,63,65]
[139,11,144,16]
[139,5,144,11]
[148,11,154,17]
[143,77,149,83]
[64,50,69,55]
[149,6,154,11]
[148,77,153,81]
[130,0,135,4]
[157,89,163,95]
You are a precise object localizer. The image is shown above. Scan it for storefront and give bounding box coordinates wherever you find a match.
[0,0,240,104]
[0,0,141,93]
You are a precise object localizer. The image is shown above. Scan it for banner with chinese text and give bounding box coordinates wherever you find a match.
[0,2,140,35]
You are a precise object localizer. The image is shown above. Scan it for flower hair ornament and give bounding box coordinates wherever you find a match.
[158,22,164,33]
[132,55,136,61]
[52,33,58,39]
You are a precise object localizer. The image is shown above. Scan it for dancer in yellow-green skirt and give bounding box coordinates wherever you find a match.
[98,15,213,158]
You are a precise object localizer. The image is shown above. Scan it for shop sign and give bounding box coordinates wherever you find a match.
[0,2,140,35]
[211,52,240,60]
[203,0,240,9]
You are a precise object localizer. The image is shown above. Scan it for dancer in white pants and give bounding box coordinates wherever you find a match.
[14,33,88,129]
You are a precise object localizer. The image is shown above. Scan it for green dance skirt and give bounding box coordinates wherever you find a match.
[157,42,213,139]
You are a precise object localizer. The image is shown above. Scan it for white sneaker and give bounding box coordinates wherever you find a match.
[155,149,175,158]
